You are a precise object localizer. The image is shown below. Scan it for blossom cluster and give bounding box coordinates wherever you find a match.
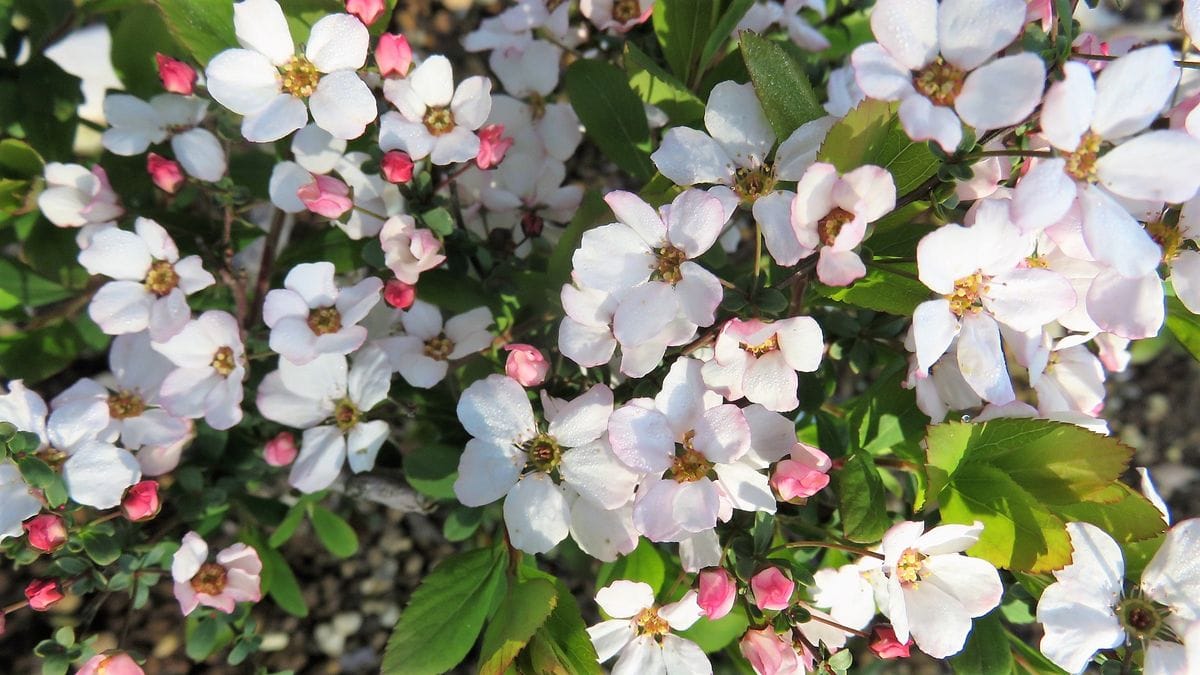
[4,0,1200,672]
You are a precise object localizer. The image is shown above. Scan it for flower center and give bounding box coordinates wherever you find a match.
[733,164,777,202]
[333,398,360,432]
[912,58,965,107]
[1116,597,1167,640]
[107,390,146,420]
[945,272,988,317]
[307,306,343,336]
[612,0,642,22]
[741,334,779,357]
[671,431,713,483]
[1146,220,1183,262]
[528,92,547,121]
[633,607,669,637]
[423,106,455,136]
[521,211,545,238]
[895,548,926,588]
[1024,254,1049,269]
[654,245,687,284]
[817,207,855,247]
[211,346,237,377]
[1064,131,1102,183]
[280,56,320,98]
[190,562,228,595]
[144,260,180,297]
[524,433,563,473]
[423,334,455,360]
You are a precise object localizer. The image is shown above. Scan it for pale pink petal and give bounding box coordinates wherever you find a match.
[869,0,937,70]
[937,0,1026,71]
[604,190,666,247]
[956,53,1045,131]
[850,43,914,101]
[1040,61,1095,151]
[651,127,735,186]
[1096,130,1200,203]
[1092,45,1179,140]
[1011,158,1076,234]
[956,312,1014,403]
[898,94,962,152]
[754,190,810,266]
[1086,270,1164,340]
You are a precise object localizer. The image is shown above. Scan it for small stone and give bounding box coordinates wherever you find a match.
[333,611,363,636]
[314,623,346,656]
[260,632,290,652]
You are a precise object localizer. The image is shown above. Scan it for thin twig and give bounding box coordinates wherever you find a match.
[249,209,287,328]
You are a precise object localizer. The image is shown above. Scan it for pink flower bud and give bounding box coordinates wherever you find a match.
[383,279,416,310]
[696,567,735,621]
[346,0,386,25]
[147,153,185,194]
[869,626,912,659]
[475,124,513,170]
[376,34,413,78]
[264,431,298,467]
[298,174,354,219]
[122,481,161,522]
[771,461,829,501]
[750,567,794,612]
[504,344,549,387]
[25,579,63,611]
[78,652,145,675]
[23,514,67,552]
[155,53,196,95]
[739,627,802,675]
[381,150,415,183]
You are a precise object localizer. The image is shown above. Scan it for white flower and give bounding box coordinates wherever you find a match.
[51,332,193,471]
[376,300,494,388]
[587,580,711,675]
[257,346,391,493]
[205,0,376,142]
[263,262,382,364]
[799,562,877,649]
[453,375,639,555]
[380,55,493,165]
[37,162,122,230]
[701,316,824,412]
[0,461,40,541]
[1037,520,1200,674]
[608,359,773,542]
[872,520,1003,658]
[580,0,654,33]
[79,217,215,341]
[271,147,406,240]
[379,215,446,284]
[851,0,1045,151]
[152,310,247,431]
[101,93,226,181]
[474,152,583,257]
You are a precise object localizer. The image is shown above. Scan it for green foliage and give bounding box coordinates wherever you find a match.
[926,419,1163,573]
[525,579,602,675]
[739,33,824,140]
[817,99,941,195]
[565,60,655,183]
[478,577,558,675]
[625,42,705,127]
[949,610,1014,675]
[154,0,237,66]
[308,504,359,559]
[836,451,891,543]
[596,537,668,596]
[401,443,461,500]
[1166,296,1200,362]
[109,6,184,95]
[816,263,929,316]
[678,605,749,653]
[383,546,508,674]
[653,0,724,86]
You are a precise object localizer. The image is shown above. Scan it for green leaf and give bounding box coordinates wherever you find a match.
[479,578,559,675]
[836,452,890,543]
[402,443,461,500]
[443,505,482,542]
[383,546,508,675]
[844,361,925,456]
[419,206,455,237]
[0,139,44,178]
[739,32,823,140]
[565,60,655,183]
[653,0,722,85]
[154,0,238,66]
[0,258,73,310]
[80,530,122,566]
[255,543,309,618]
[110,6,184,95]
[1007,628,1068,675]
[527,580,602,675]
[678,605,749,653]
[817,99,940,195]
[816,263,929,316]
[268,501,309,548]
[949,610,1013,675]
[698,0,755,76]
[624,42,705,126]
[1165,296,1200,362]
[186,615,225,661]
[308,505,359,559]
[1055,483,1167,551]
[596,538,667,595]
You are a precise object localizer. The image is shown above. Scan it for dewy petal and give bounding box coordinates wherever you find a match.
[450,76,493,130]
[1091,45,1179,141]
[79,228,152,280]
[570,500,638,562]
[869,0,937,70]
[292,124,346,174]
[456,374,536,444]
[612,282,677,346]
[912,299,959,372]
[1173,250,1200,314]
[902,580,974,658]
[268,161,311,212]
[345,419,388,473]
[672,480,722,533]
[742,351,799,412]
[921,554,1002,617]
[713,461,776,513]
[613,636,666,675]
[289,425,347,493]
[547,384,613,448]
[652,127,736,186]
[937,0,1026,71]
[956,53,1046,131]
[985,267,1076,332]
[605,190,667,247]
[899,94,962,152]
[836,165,896,223]
[408,55,455,108]
[206,48,283,116]
[429,127,481,165]
[692,404,751,464]
[666,189,726,258]
[172,129,227,182]
[305,13,369,72]
[233,0,294,65]
[241,94,308,143]
[675,262,723,328]
[1040,61,1095,151]
[850,43,914,101]
[1078,184,1161,278]
[596,580,654,619]
[957,312,1014,403]
[1096,130,1200,204]
[775,116,837,181]
[378,112,436,160]
[453,438,523,507]
[62,442,141,509]
[1141,514,1200,621]
[309,71,377,140]
[504,474,570,554]
[703,81,775,168]
[589,620,636,662]
[1037,580,1125,673]
[1011,158,1076,234]
[607,404,675,474]
[754,190,809,266]
[572,224,655,293]
[560,440,639,509]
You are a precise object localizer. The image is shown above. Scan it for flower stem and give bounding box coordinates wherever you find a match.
[771,540,885,560]
[799,606,871,638]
